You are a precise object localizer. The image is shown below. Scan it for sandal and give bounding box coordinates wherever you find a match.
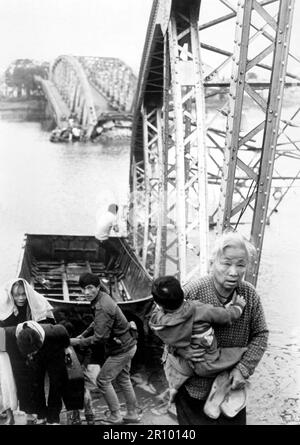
[122,407,143,424]
[36,418,47,425]
[220,387,247,418]
[4,418,15,425]
[85,413,95,425]
[203,371,231,419]
[99,416,123,425]
[122,415,142,424]
[26,414,37,425]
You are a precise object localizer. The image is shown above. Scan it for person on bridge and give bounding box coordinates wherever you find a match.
[70,272,141,425]
[149,275,247,410]
[171,231,268,425]
[95,203,120,272]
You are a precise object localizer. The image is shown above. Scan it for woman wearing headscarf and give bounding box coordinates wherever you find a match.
[0,278,55,327]
[0,278,55,424]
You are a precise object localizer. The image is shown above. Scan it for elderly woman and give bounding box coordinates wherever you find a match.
[0,278,55,424]
[173,231,269,425]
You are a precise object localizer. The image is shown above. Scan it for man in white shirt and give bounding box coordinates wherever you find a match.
[95,204,120,271]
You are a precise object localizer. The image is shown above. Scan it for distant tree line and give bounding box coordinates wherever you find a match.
[5,59,49,98]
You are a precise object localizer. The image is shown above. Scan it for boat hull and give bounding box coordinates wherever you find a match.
[17,234,161,366]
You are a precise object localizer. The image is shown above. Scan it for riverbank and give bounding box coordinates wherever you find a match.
[0,116,299,427]
[1,358,298,426]
[0,97,46,120]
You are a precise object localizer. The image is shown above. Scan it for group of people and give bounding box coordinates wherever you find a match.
[0,278,64,425]
[0,274,141,425]
[0,230,268,426]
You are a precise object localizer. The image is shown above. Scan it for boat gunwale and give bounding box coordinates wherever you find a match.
[46,294,153,306]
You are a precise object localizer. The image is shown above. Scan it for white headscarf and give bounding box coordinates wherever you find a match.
[0,278,54,323]
[16,320,45,343]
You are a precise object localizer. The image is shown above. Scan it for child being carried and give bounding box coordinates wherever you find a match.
[149,276,247,404]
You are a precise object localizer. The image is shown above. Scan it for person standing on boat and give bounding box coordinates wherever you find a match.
[95,203,120,271]
[0,278,55,424]
[70,272,141,425]
[172,231,269,425]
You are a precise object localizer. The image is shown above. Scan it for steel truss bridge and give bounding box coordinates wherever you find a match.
[36,0,300,286]
[129,0,300,285]
[36,55,137,137]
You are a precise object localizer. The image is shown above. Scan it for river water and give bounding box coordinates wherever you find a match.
[0,115,299,425]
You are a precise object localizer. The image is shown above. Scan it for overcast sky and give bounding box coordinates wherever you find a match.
[0,0,153,75]
[0,0,299,76]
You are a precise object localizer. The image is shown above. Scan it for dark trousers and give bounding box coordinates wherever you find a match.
[30,354,67,423]
[175,385,246,425]
[10,356,35,414]
[100,239,119,270]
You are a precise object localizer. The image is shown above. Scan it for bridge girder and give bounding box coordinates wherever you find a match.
[50,55,98,136]
[78,56,137,113]
[43,55,137,137]
[215,0,295,284]
[130,0,209,283]
[130,0,297,285]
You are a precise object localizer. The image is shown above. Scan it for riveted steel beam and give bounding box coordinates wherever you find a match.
[51,55,98,136]
[130,0,297,287]
[79,57,137,113]
[130,0,209,283]
[214,0,295,285]
[248,0,295,283]
[217,0,254,231]
[49,55,136,138]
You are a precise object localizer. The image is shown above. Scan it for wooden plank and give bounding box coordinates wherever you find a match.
[85,260,92,273]
[61,262,70,302]
[119,280,132,301]
[54,248,97,253]
[108,273,120,302]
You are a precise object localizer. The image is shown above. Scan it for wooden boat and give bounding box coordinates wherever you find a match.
[17,234,158,364]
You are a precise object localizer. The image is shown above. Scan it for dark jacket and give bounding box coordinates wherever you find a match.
[2,324,77,417]
[0,303,55,328]
[78,291,136,356]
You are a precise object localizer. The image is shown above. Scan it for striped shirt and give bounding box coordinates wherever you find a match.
[182,275,269,400]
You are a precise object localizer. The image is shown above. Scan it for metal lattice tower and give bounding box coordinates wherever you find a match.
[130,0,210,283]
[215,0,295,284]
[130,0,298,285]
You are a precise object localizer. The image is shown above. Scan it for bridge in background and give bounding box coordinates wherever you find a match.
[36,55,137,137]
[32,0,300,287]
